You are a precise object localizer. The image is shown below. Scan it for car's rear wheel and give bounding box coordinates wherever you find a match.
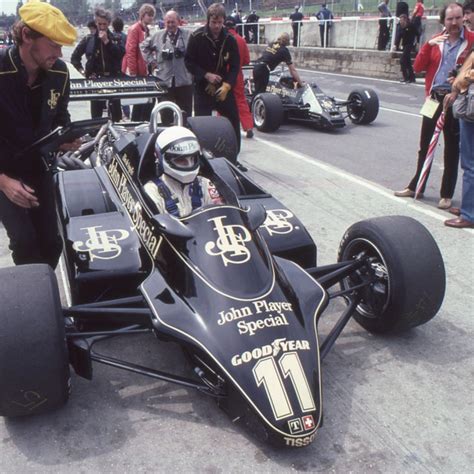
[0,264,70,417]
[338,216,445,334]
[252,93,284,132]
[347,88,379,124]
[187,116,238,164]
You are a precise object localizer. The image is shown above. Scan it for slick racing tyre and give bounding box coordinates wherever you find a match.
[187,116,238,164]
[347,88,379,124]
[0,264,70,417]
[338,216,445,334]
[252,93,284,132]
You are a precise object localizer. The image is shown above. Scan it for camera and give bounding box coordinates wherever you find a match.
[162,48,185,60]
[174,48,184,59]
[162,49,174,60]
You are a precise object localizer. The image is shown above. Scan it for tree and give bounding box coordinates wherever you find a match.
[50,0,91,25]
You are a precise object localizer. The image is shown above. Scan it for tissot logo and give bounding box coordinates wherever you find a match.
[204,216,252,266]
[261,209,295,236]
[73,226,130,261]
[288,418,304,435]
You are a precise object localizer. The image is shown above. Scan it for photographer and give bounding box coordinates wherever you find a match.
[141,10,192,124]
[71,8,125,122]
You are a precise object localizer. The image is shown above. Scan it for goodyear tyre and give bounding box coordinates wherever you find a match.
[252,93,284,132]
[347,88,379,125]
[338,216,445,333]
[0,264,70,417]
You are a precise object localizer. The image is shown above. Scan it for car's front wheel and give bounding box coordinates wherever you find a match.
[338,216,445,334]
[0,264,70,417]
[347,88,379,125]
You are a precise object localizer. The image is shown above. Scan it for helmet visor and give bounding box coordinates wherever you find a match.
[166,151,200,171]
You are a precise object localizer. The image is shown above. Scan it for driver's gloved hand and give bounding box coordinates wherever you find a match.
[215,82,231,102]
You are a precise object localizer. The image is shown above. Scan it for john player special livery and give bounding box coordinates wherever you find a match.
[0,99,445,448]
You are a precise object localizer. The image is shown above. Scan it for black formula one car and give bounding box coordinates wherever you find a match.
[245,68,379,133]
[0,89,444,448]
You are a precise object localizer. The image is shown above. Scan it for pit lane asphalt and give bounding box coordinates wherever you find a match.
[0,69,473,473]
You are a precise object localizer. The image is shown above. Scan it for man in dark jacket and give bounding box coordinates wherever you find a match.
[290,6,304,47]
[245,10,259,44]
[71,8,124,121]
[394,14,417,83]
[185,2,243,166]
[0,2,77,268]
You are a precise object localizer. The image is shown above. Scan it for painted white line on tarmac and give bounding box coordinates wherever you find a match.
[298,67,425,87]
[379,106,420,117]
[252,135,473,234]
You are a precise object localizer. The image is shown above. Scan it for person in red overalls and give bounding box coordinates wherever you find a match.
[225,18,254,138]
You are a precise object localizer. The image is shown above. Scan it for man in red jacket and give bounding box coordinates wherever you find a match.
[122,3,156,121]
[395,2,474,209]
[225,18,254,138]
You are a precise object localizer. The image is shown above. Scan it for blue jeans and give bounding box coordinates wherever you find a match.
[460,119,474,223]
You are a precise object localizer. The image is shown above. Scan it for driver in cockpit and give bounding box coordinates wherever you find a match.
[144,126,223,217]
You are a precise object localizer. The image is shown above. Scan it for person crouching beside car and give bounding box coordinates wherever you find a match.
[0,2,79,268]
[253,32,303,95]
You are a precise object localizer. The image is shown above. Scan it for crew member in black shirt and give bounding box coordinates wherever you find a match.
[394,14,417,83]
[253,32,303,95]
[0,2,77,268]
[185,3,243,164]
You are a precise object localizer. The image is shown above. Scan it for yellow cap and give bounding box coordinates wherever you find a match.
[19,1,77,46]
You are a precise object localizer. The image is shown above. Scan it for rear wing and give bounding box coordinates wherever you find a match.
[69,76,168,102]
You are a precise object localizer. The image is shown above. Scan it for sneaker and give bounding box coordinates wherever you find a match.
[438,198,452,209]
[246,129,254,138]
[394,187,416,198]
[235,162,248,172]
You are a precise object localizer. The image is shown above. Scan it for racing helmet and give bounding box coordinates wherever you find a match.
[155,126,201,184]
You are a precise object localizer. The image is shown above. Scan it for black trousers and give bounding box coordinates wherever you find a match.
[408,98,459,198]
[400,44,415,81]
[0,173,62,268]
[292,24,301,47]
[253,64,270,96]
[377,20,390,51]
[91,99,122,122]
[194,88,241,156]
[161,84,193,125]
[319,25,330,48]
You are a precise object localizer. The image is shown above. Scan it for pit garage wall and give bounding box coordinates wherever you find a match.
[246,17,443,80]
[248,44,404,80]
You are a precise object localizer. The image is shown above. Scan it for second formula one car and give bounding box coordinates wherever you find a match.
[245,68,379,133]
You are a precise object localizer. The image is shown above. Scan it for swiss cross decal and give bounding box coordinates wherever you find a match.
[302,415,315,430]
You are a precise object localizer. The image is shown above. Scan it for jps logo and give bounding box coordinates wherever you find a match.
[73,226,130,261]
[261,209,294,236]
[47,89,61,109]
[205,216,251,266]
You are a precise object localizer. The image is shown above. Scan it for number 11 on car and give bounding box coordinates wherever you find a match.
[252,352,316,420]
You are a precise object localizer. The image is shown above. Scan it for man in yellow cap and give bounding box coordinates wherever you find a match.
[0,1,78,269]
